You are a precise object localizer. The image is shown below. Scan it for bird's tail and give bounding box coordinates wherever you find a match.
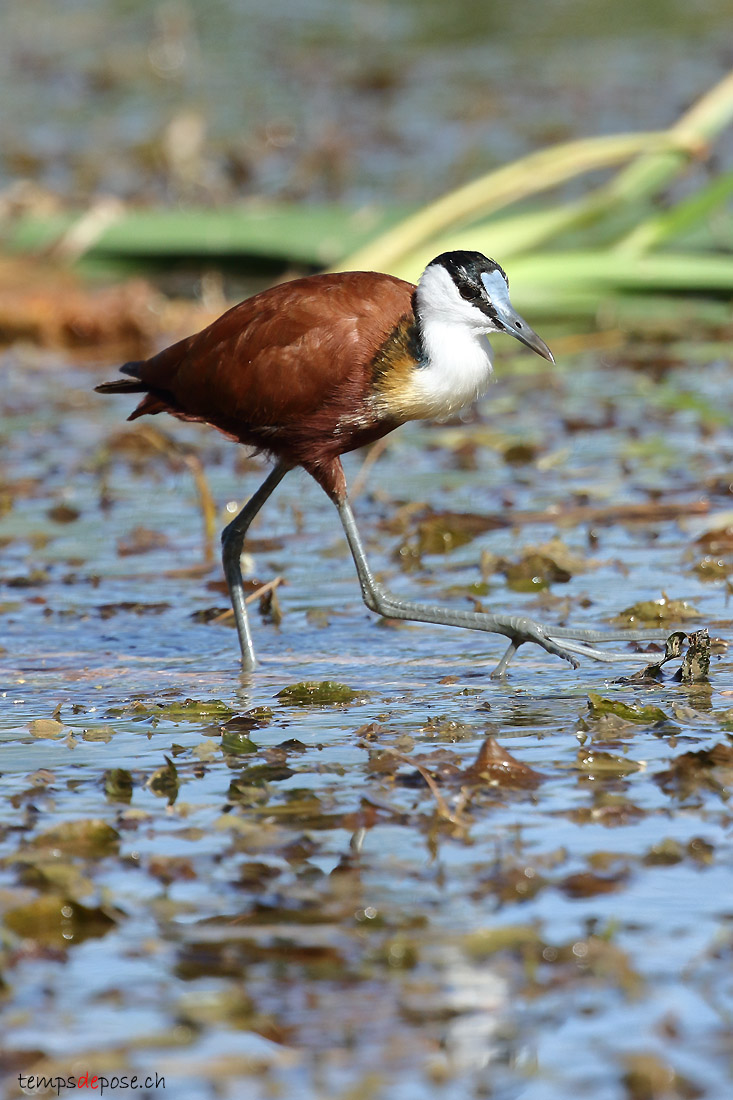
[94,361,146,395]
[95,359,178,419]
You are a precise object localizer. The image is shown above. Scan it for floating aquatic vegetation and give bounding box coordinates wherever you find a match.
[587,693,668,725]
[276,681,363,706]
[3,896,118,948]
[614,596,703,626]
[146,756,180,803]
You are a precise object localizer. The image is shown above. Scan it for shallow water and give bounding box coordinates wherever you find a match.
[2,336,733,1098]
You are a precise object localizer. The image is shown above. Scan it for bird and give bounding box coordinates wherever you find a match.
[96,249,662,676]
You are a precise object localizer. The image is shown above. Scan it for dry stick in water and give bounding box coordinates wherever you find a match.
[364,742,471,829]
[211,576,285,623]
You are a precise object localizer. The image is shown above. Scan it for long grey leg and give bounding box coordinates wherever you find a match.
[335,494,667,675]
[221,462,290,669]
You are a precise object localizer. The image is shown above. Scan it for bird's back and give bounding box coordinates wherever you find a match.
[116,271,414,434]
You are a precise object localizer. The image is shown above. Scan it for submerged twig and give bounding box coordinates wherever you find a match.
[404,497,709,535]
[210,576,285,623]
[363,742,471,829]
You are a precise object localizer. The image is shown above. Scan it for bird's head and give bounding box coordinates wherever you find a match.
[415,250,554,363]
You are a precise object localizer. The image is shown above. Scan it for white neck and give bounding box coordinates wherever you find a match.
[404,264,495,421]
[408,317,494,420]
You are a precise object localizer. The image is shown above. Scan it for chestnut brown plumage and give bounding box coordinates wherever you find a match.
[97,250,663,675]
[100,271,416,501]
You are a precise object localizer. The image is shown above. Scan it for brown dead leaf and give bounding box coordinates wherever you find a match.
[117,526,171,557]
[656,742,733,799]
[559,869,628,897]
[395,509,503,559]
[502,551,572,592]
[462,737,544,788]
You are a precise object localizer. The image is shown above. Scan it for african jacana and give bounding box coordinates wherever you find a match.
[97,250,661,675]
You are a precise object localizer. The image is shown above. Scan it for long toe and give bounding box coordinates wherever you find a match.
[546,637,655,664]
[535,635,581,670]
[546,624,669,643]
[494,618,582,674]
[490,640,521,678]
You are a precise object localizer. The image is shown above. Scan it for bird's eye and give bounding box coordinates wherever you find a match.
[459,282,483,302]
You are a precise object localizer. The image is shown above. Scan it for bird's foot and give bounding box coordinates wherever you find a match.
[489,616,668,678]
[357,577,666,678]
[490,616,581,678]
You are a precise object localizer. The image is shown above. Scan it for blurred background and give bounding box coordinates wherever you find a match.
[3,0,733,326]
[3,0,733,205]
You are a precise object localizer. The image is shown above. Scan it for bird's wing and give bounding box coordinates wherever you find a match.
[135,272,415,427]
